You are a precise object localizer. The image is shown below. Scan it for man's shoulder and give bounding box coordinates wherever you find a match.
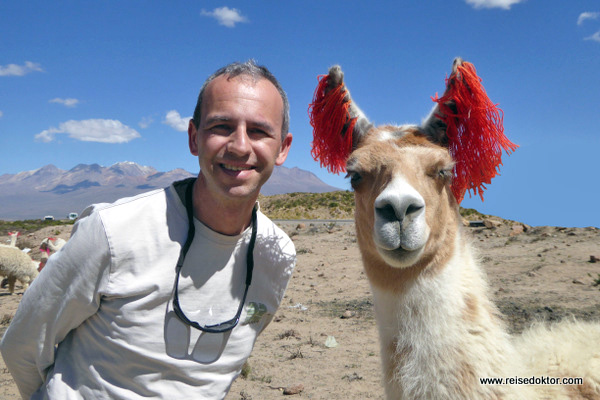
[256,211,285,236]
[86,188,166,216]
[79,182,185,224]
[256,211,295,254]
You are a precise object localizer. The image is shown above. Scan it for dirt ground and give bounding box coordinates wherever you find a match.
[1,221,599,399]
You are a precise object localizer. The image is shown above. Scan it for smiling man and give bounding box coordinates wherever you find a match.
[190,67,292,235]
[1,60,296,399]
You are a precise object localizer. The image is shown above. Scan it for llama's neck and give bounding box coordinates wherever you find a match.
[369,231,523,399]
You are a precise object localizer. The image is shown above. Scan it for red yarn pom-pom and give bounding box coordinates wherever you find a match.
[309,74,357,174]
[433,62,518,203]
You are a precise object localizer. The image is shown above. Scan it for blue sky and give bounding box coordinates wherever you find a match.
[1,1,599,228]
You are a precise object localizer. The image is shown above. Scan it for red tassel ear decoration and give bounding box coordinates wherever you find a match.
[309,74,357,174]
[433,62,518,203]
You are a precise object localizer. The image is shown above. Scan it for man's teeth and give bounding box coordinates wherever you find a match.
[222,164,251,171]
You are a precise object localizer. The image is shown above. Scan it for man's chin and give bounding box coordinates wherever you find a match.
[219,182,263,201]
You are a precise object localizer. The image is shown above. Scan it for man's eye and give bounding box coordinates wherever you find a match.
[248,128,269,136]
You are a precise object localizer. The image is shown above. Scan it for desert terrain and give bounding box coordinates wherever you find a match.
[1,214,599,399]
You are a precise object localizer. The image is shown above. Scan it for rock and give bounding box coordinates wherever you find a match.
[573,279,585,285]
[341,310,355,319]
[483,218,502,228]
[325,336,338,348]
[510,224,524,236]
[283,384,304,395]
[296,223,306,230]
[590,255,598,263]
[461,218,470,227]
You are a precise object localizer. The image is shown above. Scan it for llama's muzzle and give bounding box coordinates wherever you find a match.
[372,176,430,267]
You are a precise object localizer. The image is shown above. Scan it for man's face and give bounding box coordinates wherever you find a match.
[188,75,292,203]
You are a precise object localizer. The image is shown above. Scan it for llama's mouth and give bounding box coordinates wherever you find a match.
[374,220,429,251]
[377,245,426,269]
[373,220,429,268]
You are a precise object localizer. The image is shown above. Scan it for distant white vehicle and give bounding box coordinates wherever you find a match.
[43,216,54,221]
[67,213,78,220]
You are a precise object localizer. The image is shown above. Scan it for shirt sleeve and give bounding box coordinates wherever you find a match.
[0,205,112,399]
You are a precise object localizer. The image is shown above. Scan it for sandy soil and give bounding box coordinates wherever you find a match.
[1,221,599,399]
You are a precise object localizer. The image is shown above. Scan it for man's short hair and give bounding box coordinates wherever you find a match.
[192,60,290,139]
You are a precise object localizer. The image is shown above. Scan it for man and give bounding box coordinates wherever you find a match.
[1,60,296,399]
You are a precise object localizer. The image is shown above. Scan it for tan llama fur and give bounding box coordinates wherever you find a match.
[316,60,600,399]
[0,246,39,295]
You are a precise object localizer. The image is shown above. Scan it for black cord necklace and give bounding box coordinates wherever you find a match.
[172,179,256,333]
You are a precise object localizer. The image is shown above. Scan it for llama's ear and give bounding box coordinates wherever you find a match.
[309,65,373,174]
[422,57,518,203]
[421,57,463,146]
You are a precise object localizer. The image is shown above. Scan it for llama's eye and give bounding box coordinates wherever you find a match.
[345,171,362,188]
[438,167,454,181]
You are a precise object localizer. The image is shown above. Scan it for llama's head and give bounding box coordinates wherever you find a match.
[309,58,514,278]
[345,126,458,270]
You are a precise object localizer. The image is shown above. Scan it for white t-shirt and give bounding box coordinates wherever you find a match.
[1,182,296,399]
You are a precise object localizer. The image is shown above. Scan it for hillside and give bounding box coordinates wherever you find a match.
[258,191,502,223]
[259,191,355,220]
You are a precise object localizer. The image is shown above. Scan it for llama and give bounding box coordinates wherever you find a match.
[8,231,20,247]
[38,237,67,271]
[0,246,39,295]
[0,231,20,248]
[39,237,67,253]
[309,59,600,399]
[1,232,22,288]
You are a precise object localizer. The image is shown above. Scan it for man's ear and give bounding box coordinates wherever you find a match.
[188,120,199,156]
[275,132,293,166]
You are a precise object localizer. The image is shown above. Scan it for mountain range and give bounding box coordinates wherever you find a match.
[0,162,340,220]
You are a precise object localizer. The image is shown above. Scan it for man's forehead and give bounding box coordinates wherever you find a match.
[208,73,272,91]
[201,75,283,128]
[203,75,282,111]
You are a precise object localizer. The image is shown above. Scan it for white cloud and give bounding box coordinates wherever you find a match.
[138,116,154,129]
[201,7,248,27]
[49,98,80,107]
[578,12,600,26]
[0,111,3,118]
[0,61,43,77]
[163,110,191,132]
[584,30,600,42]
[35,119,141,143]
[465,0,524,10]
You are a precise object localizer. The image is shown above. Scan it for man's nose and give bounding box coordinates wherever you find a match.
[227,126,251,155]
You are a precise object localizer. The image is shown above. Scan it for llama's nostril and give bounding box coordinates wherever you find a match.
[376,202,424,223]
[406,204,424,216]
[376,204,397,222]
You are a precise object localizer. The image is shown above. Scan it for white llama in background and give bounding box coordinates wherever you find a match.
[1,231,20,248]
[310,59,600,399]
